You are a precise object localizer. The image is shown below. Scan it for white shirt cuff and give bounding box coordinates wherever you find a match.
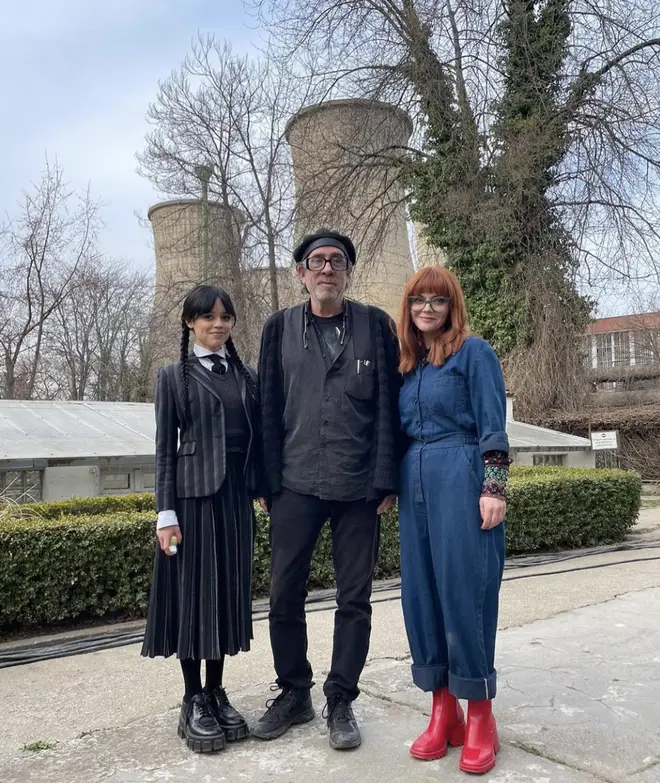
[157,510,179,530]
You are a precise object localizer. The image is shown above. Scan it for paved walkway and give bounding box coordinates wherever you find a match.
[1,588,659,782]
[1,509,659,782]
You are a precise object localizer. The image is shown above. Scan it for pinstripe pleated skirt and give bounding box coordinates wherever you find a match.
[141,455,254,660]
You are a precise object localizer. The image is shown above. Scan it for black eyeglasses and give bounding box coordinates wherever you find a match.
[305,254,350,272]
[408,296,450,312]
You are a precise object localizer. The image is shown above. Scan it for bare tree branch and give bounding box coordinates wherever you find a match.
[0,160,100,399]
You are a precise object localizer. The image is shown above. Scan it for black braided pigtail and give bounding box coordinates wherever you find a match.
[180,320,190,413]
[225,337,258,401]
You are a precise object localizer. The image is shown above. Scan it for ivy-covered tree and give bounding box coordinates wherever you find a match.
[253,0,660,414]
[411,0,595,410]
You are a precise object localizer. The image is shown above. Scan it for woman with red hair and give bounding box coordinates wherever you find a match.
[397,266,510,775]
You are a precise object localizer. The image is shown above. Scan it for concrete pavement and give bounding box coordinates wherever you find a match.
[2,587,659,782]
[0,507,659,782]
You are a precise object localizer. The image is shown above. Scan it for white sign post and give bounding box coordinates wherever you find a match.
[590,431,619,451]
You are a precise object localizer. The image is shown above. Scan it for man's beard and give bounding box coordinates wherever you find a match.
[313,280,344,301]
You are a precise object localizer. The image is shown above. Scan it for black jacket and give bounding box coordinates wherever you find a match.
[258,299,403,500]
[155,356,265,512]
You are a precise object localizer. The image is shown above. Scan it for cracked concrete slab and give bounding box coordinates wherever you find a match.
[1,551,659,782]
[0,689,604,783]
[2,553,659,758]
[627,762,660,782]
[361,589,660,783]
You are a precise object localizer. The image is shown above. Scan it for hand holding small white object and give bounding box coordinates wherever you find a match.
[156,525,182,557]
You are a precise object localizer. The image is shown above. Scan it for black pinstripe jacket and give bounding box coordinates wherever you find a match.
[155,356,265,512]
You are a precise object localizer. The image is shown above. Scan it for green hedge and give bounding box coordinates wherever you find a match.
[0,512,156,633]
[16,493,156,519]
[0,467,641,634]
[507,467,641,551]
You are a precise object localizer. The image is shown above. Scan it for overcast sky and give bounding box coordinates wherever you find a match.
[0,0,256,271]
[0,2,652,317]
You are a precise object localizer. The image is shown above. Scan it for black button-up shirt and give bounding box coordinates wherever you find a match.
[280,304,376,501]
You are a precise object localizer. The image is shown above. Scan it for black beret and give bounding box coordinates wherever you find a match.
[293,229,357,266]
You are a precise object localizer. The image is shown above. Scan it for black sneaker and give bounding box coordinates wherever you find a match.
[177,693,226,753]
[325,696,361,750]
[207,686,249,742]
[251,687,315,740]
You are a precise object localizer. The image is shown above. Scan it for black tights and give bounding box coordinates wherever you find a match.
[180,656,225,700]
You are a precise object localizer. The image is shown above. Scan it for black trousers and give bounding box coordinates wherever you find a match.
[268,488,381,702]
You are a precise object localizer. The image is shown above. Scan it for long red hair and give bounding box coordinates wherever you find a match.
[397,266,470,373]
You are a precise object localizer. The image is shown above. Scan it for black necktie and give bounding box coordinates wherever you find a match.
[208,354,227,375]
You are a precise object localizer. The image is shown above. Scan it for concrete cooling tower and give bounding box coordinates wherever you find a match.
[149,199,244,316]
[412,222,448,268]
[285,99,415,319]
[148,198,245,362]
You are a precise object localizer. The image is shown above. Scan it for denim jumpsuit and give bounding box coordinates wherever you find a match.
[398,336,509,701]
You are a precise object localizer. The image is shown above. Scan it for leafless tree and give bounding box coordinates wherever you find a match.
[248,0,660,414]
[138,37,316,333]
[48,261,160,401]
[0,161,100,399]
[250,0,660,287]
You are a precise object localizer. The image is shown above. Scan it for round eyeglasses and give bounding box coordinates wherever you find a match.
[408,296,450,312]
[305,254,350,272]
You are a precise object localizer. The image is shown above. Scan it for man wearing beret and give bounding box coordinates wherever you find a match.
[252,229,402,750]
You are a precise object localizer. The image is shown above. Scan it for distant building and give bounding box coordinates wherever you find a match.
[286,98,415,320]
[0,398,594,503]
[504,393,595,469]
[0,401,155,503]
[583,311,660,390]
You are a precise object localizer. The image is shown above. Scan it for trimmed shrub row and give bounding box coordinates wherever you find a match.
[16,493,157,519]
[506,467,641,551]
[0,467,641,634]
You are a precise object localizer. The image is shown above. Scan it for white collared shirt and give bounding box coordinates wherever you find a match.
[156,342,229,530]
[193,342,229,372]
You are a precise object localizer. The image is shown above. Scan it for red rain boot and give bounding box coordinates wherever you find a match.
[459,699,500,774]
[410,687,465,760]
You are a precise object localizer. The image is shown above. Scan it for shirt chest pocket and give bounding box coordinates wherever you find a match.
[429,375,468,417]
[345,364,375,401]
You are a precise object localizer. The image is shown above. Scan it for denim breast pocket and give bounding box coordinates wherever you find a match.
[429,375,467,417]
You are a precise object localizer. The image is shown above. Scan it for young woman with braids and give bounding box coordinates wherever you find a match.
[141,284,264,754]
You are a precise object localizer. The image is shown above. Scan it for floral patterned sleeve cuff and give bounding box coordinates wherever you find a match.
[481,451,511,499]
